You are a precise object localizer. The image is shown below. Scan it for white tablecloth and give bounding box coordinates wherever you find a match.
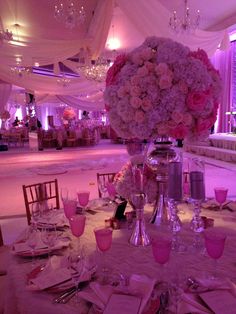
[4,203,236,314]
[209,133,236,151]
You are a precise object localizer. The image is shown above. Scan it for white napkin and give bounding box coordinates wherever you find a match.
[78,274,156,314]
[36,211,69,227]
[178,277,236,314]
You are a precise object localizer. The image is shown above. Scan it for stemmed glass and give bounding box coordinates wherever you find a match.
[77,191,90,213]
[41,224,58,260]
[214,187,228,210]
[94,227,113,284]
[151,236,172,286]
[63,199,77,219]
[31,203,41,226]
[27,224,39,266]
[106,182,117,204]
[189,158,205,249]
[204,228,226,279]
[69,215,86,253]
[60,187,68,203]
[67,248,85,302]
[97,178,108,199]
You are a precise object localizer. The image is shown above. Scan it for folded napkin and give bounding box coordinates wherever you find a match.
[36,211,69,227]
[202,199,236,211]
[177,277,236,314]
[78,274,156,314]
[27,255,96,291]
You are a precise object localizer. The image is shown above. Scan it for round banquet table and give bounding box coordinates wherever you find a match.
[4,202,236,314]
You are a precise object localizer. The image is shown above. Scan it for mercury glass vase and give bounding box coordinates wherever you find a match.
[146,137,178,227]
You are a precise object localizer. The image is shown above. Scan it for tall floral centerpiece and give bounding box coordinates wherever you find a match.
[62,107,76,128]
[104,36,222,240]
[104,36,221,141]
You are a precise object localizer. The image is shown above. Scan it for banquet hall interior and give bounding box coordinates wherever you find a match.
[1,0,236,313]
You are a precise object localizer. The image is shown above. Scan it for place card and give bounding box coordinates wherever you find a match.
[103,294,141,314]
[199,290,236,314]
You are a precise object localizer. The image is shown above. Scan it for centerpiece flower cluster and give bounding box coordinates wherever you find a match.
[0,110,10,120]
[104,36,222,140]
[62,107,76,121]
[114,162,158,203]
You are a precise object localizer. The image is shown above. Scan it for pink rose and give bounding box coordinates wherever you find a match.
[130,86,142,97]
[178,81,188,94]
[187,92,208,111]
[157,123,169,135]
[170,124,188,139]
[159,74,172,89]
[130,97,142,109]
[134,110,145,123]
[141,98,152,112]
[171,111,183,124]
[140,48,153,61]
[155,63,168,76]
[182,113,193,126]
[131,76,141,86]
[144,61,155,72]
[106,54,127,86]
[196,118,213,133]
[132,53,144,66]
[137,66,149,77]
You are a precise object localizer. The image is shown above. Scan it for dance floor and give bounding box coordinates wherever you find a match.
[1,139,236,245]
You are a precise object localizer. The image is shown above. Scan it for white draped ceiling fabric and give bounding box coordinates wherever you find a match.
[0,0,230,111]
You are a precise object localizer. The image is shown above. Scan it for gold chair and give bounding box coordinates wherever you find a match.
[96,172,116,198]
[22,179,60,225]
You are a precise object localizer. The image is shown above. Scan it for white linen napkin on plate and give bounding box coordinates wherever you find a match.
[78,274,156,314]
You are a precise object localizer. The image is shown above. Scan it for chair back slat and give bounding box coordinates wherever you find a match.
[0,225,3,246]
[22,179,60,225]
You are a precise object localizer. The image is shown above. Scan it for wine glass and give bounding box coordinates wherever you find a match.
[41,224,58,260]
[60,187,68,202]
[94,227,113,284]
[63,199,77,219]
[69,215,86,252]
[97,178,108,199]
[106,182,117,204]
[151,236,172,276]
[77,191,90,213]
[31,203,41,226]
[214,187,228,210]
[204,228,226,279]
[27,224,39,266]
[67,248,85,302]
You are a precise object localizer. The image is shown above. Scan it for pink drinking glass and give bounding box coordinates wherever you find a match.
[214,187,228,210]
[69,215,86,252]
[77,191,90,213]
[94,227,113,284]
[152,237,172,284]
[204,228,226,279]
[63,199,77,219]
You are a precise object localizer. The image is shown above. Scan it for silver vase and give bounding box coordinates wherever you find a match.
[129,193,151,246]
[146,137,177,226]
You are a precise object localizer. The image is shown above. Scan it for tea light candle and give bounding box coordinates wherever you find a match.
[190,171,205,200]
[168,161,182,201]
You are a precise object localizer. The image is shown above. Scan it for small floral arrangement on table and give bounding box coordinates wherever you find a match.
[62,107,76,121]
[0,110,10,120]
[114,162,158,203]
[104,36,222,141]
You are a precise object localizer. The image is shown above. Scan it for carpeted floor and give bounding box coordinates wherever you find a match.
[0,139,236,245]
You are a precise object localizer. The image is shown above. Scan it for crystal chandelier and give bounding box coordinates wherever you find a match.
[169,0,200,34]
[54,1,86,29]
[0,29,13,43]
[79,58,112,82]
[57,74,71,87]
[11,57,31,77]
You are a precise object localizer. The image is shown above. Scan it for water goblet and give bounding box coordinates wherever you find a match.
[41,224,58,260]
[60,187,68,202]
[31,203,41,226]
[67,248,85,302]
[27,224,39,266]
[97,178,108,199]
[106,182,117,204]
[204,228,226,279]
[94,227,113,284]
[69,214,86,252]
[77,191,90,213]
[214,187,228,210]
[63,199,77,219]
